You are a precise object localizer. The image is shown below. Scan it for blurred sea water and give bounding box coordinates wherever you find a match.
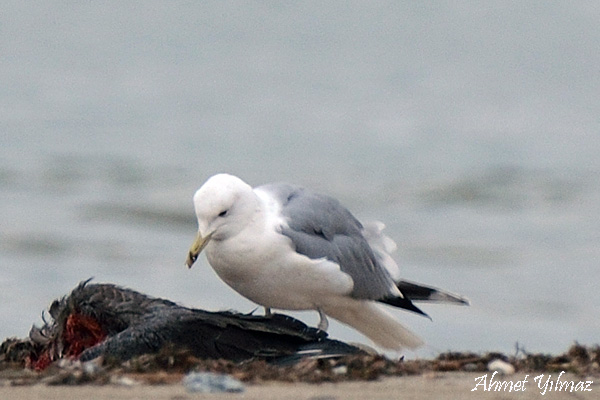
[1,2,598,356]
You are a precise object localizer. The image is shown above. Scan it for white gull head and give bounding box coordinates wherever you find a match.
[186,173,258,267]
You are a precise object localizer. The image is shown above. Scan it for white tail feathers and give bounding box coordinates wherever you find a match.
[362,221,401,282]
[322,299,424,351]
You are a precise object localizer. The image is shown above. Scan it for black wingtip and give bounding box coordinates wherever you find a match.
[396,280,470,305]
[379,296,431,319]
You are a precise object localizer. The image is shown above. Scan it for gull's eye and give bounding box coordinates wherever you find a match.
[218,209,228,217]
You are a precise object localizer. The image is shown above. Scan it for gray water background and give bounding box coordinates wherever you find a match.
[1,2,598,357]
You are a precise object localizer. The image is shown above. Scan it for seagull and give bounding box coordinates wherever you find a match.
[186,173,468,350]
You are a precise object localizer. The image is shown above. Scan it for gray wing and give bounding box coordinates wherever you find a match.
[258,183,398,300]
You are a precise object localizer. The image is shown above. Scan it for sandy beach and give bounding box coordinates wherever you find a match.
[1,372,597,400]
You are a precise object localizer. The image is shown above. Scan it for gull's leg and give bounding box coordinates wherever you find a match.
[264,307,272,317]
[317,308,329,331]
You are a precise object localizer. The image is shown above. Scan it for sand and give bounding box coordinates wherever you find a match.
[1,372,597,400]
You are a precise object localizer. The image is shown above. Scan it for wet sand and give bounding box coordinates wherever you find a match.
[1,372,597,400]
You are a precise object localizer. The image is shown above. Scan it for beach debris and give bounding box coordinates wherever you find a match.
[109,375,138,386]
[40,359,105,385]
[462,363,479,372]
[183,371,245,393]
[332,365,348,375]
[487,359,515,375]
[1,282,598,385]
[1,342,599,385]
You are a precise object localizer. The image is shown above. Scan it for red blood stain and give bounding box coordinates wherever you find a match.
[64,313,106,358]
[29,313,107,371]
[30,351,52,371]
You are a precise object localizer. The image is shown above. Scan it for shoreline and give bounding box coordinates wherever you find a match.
[2,339,598,399]
[1,372,597,400]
